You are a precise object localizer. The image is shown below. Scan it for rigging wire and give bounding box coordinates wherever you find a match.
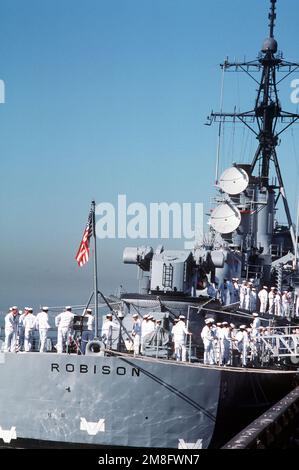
[240,126,246,163]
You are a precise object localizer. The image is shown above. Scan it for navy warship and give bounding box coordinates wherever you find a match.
[0,0,299,449]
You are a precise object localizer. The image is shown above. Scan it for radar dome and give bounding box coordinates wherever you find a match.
[261,37,278,53]
[219,166,249,195]
[210,202,241,234]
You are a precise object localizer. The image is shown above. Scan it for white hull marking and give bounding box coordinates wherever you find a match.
[178,439,203,449]
[80,418,105,435]
[0,426,17,443]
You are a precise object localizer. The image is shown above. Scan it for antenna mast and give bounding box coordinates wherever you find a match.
[207,0,299,250]
[269,0,276,38]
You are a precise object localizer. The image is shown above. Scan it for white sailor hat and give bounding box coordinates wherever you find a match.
[42,306,49,311]
[174,317,179,322]
[24,307,29,311]
[230,323,235,328]
[12,306,18,310]
[222,321,228,326]
[143,314,149,319]
[263,286,268,289]
[216,322,222,326]
[106,313,113,317]
[179,315,186,320]
[117,311,124,318]
[132,313,139,318]
[148,315,154,320]
[252,312,259,317]
[28,307,33,312]
[65,306,72,310]
[156,319,162,323]
[271,287,276,290]
[239,325,246,329]
[86,308,92,313]
[205,318,214,324]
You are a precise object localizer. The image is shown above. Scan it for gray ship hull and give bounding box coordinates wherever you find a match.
[0,352,298,449]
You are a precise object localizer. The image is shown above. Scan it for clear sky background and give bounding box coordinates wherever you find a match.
[0,0,299,311]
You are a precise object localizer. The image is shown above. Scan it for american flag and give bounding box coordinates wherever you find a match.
[75,209,94,267]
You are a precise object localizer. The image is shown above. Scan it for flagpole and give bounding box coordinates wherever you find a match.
[91,200,99,337]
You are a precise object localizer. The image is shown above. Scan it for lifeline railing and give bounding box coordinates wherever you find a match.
[259,333,299,358]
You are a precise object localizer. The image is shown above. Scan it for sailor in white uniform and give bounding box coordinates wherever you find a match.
[220,321,231,366]
[55,306,75,353]
[235,325,248,367]
[251,313,261,338]
[274,291,282,317]
[220,279,231,306]
[258,286,268,313]
[80,308,94,354]
[244,283,253,310]
[239,281,247,309]
[268,287,276,314]
[250,288,257,312]
[4,306,19,353]
[172,315,192,362]
[101,313,118,349]
[23,307,36,352]
[141,314,155,353]
[170,317,180,338]
[35,306,51,352]
[18,308,27,351]
[281,291,290,318]
[200,318,215,365]
[232,278,240,303]
[131,313,142,356]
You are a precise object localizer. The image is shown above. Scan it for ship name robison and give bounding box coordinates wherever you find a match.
[51,363,141,376]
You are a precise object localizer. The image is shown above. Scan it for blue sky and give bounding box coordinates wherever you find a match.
[0,0,299,311]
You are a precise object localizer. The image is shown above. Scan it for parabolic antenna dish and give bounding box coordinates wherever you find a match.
[219,166,249,195]
[210,203,241,234]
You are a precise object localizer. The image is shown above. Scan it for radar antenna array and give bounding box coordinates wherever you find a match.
[218,167,249,195]
[210,202,241,234]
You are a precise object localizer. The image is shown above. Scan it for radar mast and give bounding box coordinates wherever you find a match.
[207,0,299,252]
